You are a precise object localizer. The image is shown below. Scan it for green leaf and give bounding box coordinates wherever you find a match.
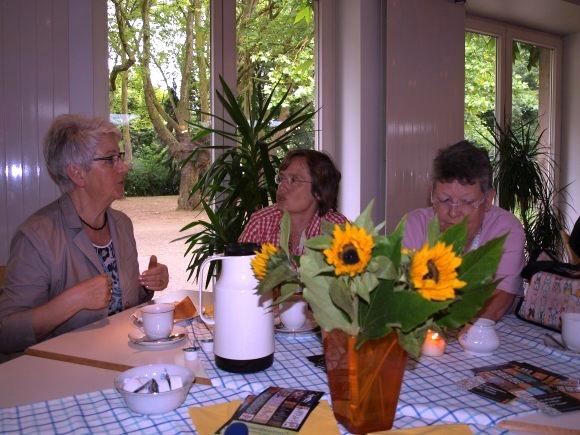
[439,219,468,255]
[396,329,426,358]
[354,200,375,233]
[437,281,497,328]
[369,256,397,280]
[257,263,296,293]
[427,217,440,246]
[329,279,355,322]
[458,235,506,284]
[305,235,332,250]
[359,280,450,344]
[373,218,405,267]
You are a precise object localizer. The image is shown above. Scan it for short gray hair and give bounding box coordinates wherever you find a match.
[43,114,121,192]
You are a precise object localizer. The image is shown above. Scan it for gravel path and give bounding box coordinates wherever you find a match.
[112,195,206,292]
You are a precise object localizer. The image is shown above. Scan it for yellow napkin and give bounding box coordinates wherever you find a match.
[372,424,472,434]
[189,399,339,435]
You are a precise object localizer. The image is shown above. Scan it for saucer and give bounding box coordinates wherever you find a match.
[544,333,580,354]
[128,325,187,347]
[275,318,319,334]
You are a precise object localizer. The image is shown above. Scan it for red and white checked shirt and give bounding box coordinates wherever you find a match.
[238,204,348,255]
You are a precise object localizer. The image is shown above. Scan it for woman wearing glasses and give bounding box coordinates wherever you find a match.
[403,140,525,321]
[0,114,168,354]
[239,149,347,255]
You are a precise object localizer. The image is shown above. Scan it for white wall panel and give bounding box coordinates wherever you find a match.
[0,0,108,264]
[385,0,465,230]
[561,32,580,229]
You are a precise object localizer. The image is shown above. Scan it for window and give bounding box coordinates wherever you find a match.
[465,17,562,165]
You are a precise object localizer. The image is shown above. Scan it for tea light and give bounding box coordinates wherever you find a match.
[421,330,446,357]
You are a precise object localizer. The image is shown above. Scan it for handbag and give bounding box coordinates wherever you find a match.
[517,271,580,331]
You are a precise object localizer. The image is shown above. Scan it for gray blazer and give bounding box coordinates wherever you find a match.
[0,194,152,353]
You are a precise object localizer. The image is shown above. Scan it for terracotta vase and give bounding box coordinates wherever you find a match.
[323,330,408,434]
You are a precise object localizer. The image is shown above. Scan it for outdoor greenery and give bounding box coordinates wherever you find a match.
[108,0,315,208]
[465,34,541,146]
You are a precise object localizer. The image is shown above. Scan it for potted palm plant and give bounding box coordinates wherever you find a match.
[178,76,315,285]
[480,115,568,259]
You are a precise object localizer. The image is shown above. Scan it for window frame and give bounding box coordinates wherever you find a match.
[466,15,563,184]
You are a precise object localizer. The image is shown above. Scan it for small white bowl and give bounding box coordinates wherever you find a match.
[114,364,194,414]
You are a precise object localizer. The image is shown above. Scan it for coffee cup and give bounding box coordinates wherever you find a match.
[561,312,580,352]
[280,297,308,330]
[141,303,175,340]
[458,318,500,356]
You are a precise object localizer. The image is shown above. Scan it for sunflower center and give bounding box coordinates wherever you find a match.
[424,260,440,282]
[341,244,360,265]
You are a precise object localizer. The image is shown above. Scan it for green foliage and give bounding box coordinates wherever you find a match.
[479,115,567,258]
[124,142,179,196]
[178,77,316,286]
[465,33,540,147]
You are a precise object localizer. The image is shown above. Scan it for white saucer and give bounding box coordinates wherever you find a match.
[275,318,319,334]
[128,325,187,347]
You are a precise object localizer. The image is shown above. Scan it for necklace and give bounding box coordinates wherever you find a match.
[79,213,108,231]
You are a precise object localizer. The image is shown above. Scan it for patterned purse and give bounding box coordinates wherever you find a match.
[517,271,580,331]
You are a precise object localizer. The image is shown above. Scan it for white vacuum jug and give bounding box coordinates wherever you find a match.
[198,245,274,373]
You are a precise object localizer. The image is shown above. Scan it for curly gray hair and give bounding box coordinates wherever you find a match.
[43,114,121,192]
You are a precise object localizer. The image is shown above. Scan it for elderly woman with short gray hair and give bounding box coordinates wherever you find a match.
[0,114,169,354]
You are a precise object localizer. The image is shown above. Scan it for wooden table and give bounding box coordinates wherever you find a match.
[25,304,210,384]
[0,355,119,408]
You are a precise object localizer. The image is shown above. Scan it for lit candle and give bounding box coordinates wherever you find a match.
[421,330,446,357]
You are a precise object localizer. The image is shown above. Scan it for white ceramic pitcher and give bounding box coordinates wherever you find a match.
[198,249,274,373]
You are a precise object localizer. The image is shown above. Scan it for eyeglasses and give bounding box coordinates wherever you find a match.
[92,152,126,167]
[274,173,312,186]
[431,192,487,213]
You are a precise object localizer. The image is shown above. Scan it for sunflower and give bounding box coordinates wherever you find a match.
[323,223,374,276]
[410,242,466,301]
[251,243,279,280]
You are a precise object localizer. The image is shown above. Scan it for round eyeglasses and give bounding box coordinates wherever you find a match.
[274,173,312,186]
[431,192,487,213]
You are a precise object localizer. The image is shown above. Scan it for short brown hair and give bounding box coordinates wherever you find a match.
[432,140,492,192]
[280,149,341,216]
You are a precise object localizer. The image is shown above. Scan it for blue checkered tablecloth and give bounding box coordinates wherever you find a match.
[0,384,247,434]
[1,315,578,434]
[189,314,579,431]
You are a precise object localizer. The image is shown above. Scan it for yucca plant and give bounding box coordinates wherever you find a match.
[177,76,316,286]
[480,115,567,259]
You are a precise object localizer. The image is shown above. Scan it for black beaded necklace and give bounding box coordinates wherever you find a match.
[79,213,108,231]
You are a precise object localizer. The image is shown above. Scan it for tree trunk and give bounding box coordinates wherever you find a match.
[121,60,132,164]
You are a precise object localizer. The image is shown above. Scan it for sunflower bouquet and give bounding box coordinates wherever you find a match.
[252,201,505,356]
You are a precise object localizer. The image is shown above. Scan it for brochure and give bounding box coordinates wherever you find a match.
[458,361,580,414]
[216,387,324,434]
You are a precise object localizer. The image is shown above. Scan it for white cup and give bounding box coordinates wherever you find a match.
[458,318,500,356]
[280,297,308,330]
[561,312,580,352]
[141,303,174,339]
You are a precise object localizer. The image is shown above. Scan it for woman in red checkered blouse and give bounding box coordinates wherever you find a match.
[238,149,347,255]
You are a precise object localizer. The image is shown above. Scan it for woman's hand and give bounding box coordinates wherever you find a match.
[31,275,111,341]
[139,255,169,291]
[70,275,112,310]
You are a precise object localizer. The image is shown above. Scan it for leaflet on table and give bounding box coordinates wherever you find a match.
[458,361,580,414]
[216,387,324,434]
